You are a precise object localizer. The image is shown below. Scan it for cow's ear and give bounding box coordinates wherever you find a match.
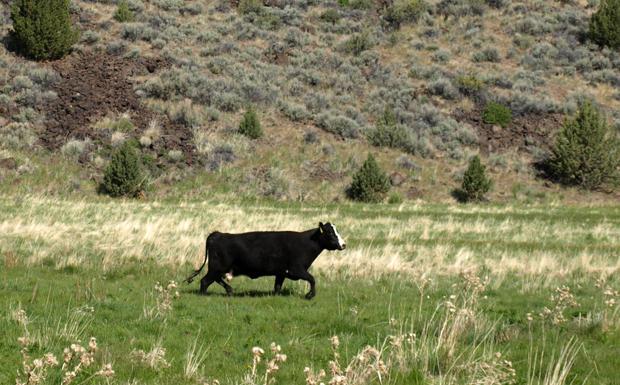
[319,222,324,233]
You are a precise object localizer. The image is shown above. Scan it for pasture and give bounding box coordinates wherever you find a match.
[1,197,619,384]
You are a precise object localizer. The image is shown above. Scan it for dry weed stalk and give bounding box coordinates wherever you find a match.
[155,280,180,318]
[412,278,433,323]
[304,335,389,385]
[575,278,620,331]
[15,310,113,385]
[542,286,581,325]
[246,343,287,385]
[16,336,59,385]
[130,343,171,370]
[454,352,516,385]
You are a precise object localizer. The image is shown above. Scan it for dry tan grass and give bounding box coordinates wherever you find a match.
[1,198,618,288]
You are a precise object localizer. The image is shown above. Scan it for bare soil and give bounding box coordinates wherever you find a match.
[454,107,565,154]
[36,51,196,163]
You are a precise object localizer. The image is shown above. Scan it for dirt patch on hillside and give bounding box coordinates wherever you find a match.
[453,107,564,154]
[37,51,196,163]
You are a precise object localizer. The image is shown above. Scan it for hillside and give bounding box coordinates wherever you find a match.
[0,0,619,204]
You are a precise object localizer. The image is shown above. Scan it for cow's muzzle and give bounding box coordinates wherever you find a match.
[340,244,346,250]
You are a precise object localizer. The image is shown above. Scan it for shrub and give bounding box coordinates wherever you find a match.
[482,102,511,127]
[350,0,373,10]
[382,0,428,28]
[368,124,409,149]
[455,71,483,96]
[107,40,129,56]
[9,0,80,61]
[168,150,183,162]
[320,9,341,24]
[123,46,141,58]
[103,141,143,198]
[588,0,620,49]
[348,154,391,203]
[548,101,620,189]
[180,2,204,15]
[343,31,373,55]
[126,0,145,13]
[239,104,263,139]
[432,50,451,64]
[237,0,263,15]
[472,46,503,62]
[368,105,408,148]
[81,30,100,44]
[316,112,360,138]
[114,0,133,22]
[428,77,459,100]
[112,117,135,133]
[457,155,491,202]
[28,68,60,89]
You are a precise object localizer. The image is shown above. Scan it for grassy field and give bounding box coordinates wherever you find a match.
[1,197,620,384]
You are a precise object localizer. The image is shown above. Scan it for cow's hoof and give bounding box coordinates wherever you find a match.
[305,292,315,300]
[226,292,233,297]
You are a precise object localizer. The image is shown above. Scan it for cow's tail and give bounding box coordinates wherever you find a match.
[184,237,210,284]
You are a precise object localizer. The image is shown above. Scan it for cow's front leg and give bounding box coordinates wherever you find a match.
[274,275,285,295]
[216,276,233,297]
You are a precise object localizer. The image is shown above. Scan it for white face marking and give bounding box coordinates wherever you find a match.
[331,224,346,248]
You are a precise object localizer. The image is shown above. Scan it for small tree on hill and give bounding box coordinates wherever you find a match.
[458,155,492,202]
[588,0,620,49]
[10,0,80,61]
[104,141,144,198]
[239,105,263,139]
[114,0,134,22]
[548,101,620,189]
[349,154,391,203]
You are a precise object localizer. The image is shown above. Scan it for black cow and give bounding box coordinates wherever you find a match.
[184,222,346,299]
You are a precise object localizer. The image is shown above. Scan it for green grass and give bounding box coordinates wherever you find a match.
[1,198,620,384]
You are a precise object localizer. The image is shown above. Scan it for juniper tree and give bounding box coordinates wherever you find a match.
[349,154,391,203]
[104,141,144,198]
[114,0,134,22]
[588,0,620,49]
[549,101,620,189]
[459,155,492,202]
[239,105,263,139]
[10,0,80,61]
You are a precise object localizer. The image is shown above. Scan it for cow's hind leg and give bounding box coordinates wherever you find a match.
[290,269,316,299]
[216,277,233,297]
[274,275,285,295]
[200,271,219,295]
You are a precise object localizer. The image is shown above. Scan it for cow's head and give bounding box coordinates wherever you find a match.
[318,222,346,250]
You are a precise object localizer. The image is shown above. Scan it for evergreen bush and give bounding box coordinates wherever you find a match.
[343,31,373,55]
[457,155,492,202]
[382,0,428,28]
[482,102,512,127]
[368,105,410,149]
[10,0,80,61]
[239,105,263,139]
[237,0,263,15]
[103,141,144,198]
[320,9,341,24]
[350,0,373,10]
[348,154,391,203]
[588,0,620,49]
[114,0,134,22]
[548,101,620,189]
